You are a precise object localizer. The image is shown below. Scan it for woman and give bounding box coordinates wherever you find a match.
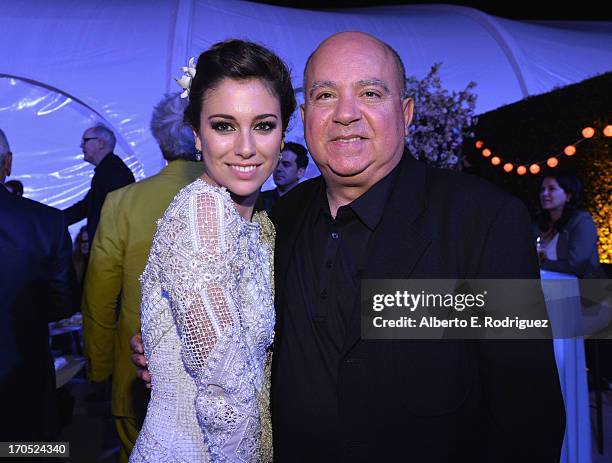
[130,40,295,462]
[536,171,604,278]
[72,225,89,288]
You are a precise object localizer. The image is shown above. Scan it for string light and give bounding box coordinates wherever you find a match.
[582,127,595,138]
[473,124,611,264]
[564,145,576,156]
[473,124,608,175]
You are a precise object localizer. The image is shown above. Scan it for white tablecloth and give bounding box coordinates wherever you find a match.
[541,270,591,463]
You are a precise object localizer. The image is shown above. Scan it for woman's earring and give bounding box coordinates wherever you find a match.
[280,140,285,152]
[195,149,202,161]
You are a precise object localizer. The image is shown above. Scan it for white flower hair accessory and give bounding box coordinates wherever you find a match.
[175,57,197,98]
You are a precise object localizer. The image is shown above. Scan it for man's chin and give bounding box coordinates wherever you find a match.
[321,169,372,189]
[326,161,372,180]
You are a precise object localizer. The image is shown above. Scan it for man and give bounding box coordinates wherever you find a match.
[83,94,203,463]
[0,128,79,441]
[64,124,135,240]
[133,32,565,462]
[270,31,564,462]
[260,141,309,213]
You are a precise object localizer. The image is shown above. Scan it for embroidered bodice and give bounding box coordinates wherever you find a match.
[131,179,275,462]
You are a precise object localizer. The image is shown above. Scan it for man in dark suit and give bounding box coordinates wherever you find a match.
[270,32,565,462]
[0,128,80,440]
[260,141,309,213]
[64,124,135,240]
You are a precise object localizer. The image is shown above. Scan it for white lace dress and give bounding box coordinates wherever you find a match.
[130,179,275,462]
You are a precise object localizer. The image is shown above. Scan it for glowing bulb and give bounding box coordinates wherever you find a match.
[482,148,491,157]
[529,164,541,174]
[604,125,612,137]
[503,163,514,172]
[475,140,484,149]
[517,165,527,176]
[582,127,595,138]
[547,157,558,168]
[491,156,501,166]
[564,145,576,156]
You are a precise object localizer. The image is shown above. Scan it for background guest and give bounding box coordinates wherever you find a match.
[72,225,90,288]
[64,124,135,241]
[5,178,23,196]
[260,141,308,213]
[0,127,79,441]
[536,171,604,278]
[82,93,202,463]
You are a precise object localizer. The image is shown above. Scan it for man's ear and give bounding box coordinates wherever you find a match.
[402,97,414,137]
[296,167,305,180]
[5,152,12,177]
[300,103,306,125]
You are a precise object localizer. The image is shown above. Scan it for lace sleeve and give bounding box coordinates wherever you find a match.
[168,191,234,373]
[162,190,249,460]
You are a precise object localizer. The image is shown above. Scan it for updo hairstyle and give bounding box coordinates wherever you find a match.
[185,39,296,134]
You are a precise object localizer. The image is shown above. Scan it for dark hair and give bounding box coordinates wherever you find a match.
[73,226,89,254]
[283,142,309,170]
[537,171,583,232]
[185,39,296,134]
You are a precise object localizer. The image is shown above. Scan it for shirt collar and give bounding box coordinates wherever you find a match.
[316,156,402,230]
[94,152,114,171]
[350,160,401,230]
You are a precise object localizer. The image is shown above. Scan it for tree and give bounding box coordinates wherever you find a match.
[405,64,477,170]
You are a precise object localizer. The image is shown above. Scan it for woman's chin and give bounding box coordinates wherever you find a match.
[227,184,262,203]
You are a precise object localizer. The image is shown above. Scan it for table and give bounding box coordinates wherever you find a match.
[50,313,85,388]
[541,270,591,463]
[54,355,85,389]
[49,312,83,355]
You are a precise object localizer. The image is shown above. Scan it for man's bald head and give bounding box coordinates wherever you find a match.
[303,32,407,99]
[299,30,414,211]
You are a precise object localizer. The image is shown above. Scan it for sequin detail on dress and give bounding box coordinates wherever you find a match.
[131,179,275,462]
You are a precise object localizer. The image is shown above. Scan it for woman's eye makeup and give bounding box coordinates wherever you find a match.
[211,121,234,132]
[254,121,277,131]
[211,120,277,132]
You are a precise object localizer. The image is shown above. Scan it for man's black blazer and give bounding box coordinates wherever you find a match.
[271,154,565,462]
[0,186,79,440]
[64,152,135,239]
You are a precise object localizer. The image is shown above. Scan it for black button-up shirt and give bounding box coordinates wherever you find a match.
[277,164,399,459]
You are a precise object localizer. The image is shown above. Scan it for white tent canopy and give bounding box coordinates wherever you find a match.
[1,0,610,231]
